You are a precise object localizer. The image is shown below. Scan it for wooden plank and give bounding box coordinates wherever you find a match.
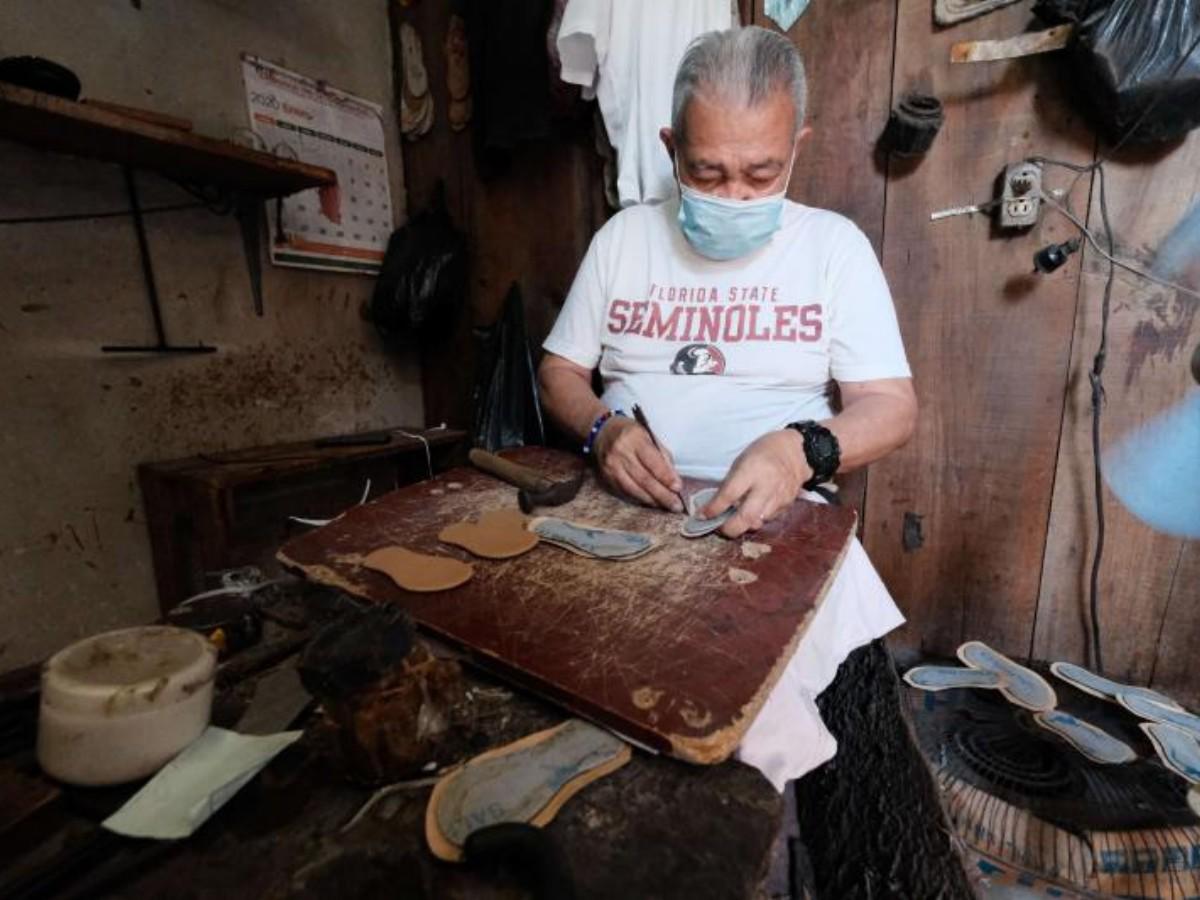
[139,427,466,490]
[762,0,899,525]
[388,1,477,431]
[1151,542,1200,709]
[770,0,896,252]
[389,2,471,223]
[468,137,605,347]
[422,133,604,432]
[1034,131,1200,681]
[862,0,1094,656]
[278,447,857,763]
[0,84,335,196]
[82,99,194,132]
[396,3,606,431]
[949,25,1074,65]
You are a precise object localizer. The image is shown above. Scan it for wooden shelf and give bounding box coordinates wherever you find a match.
[141,427,468,490]
[0,83,336,196]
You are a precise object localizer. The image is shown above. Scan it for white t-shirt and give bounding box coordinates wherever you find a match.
[556,0,734,206]
[544,198,912,480]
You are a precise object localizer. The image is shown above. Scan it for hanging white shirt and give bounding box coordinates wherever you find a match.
[556,0,735,206]
[543,198,911,790]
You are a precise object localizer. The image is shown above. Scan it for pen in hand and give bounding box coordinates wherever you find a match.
[632,404,688,514]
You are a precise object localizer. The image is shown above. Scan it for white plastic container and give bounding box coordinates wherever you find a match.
[37,625,217,786]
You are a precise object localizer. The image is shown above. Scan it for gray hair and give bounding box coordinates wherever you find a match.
[671,26,807,146]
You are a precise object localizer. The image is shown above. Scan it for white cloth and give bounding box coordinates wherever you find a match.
[556,0,734,206]
[735,527,905,791]
[542,196,912,791]
[543,198,912,480]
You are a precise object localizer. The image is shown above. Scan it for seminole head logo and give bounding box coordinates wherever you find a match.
[670,343,726,375]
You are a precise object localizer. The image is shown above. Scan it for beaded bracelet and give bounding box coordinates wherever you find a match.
[582,409,625,456]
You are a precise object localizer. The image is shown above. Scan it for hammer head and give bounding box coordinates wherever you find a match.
[518,469,586,513]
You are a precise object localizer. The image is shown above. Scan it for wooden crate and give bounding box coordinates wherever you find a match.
[139,427,467,614]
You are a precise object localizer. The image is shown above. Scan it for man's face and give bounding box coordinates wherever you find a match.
[661,88,806,201]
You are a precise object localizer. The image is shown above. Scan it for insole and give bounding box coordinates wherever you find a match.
[528,517,657,560]
[681,487,736,539]
[362,546,473,593]
[426,719,630,861]
[1142,722,1200,784]
[438,508,538,560]
[1050,661,1183,710]
[903,665,1003,691]
[957,641,1057,712]
[1118,691,1200,739]
[1033,710,1137,765]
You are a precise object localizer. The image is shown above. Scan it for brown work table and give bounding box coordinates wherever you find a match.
[280,446,856,765]
[0,424,977,897]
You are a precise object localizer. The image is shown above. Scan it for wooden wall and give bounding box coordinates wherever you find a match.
[392,1,607,433]
[402,1,1200,704]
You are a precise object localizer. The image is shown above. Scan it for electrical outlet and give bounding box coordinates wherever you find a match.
[997,161,1043,229]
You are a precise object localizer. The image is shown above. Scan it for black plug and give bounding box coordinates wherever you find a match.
[1033,238,1081,274]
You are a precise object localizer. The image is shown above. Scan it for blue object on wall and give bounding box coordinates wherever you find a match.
[764,0,812,31]
[1104,389,1200,538]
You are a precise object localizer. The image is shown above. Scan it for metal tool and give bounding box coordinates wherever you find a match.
[101,167,217,354]
[632,404,688,512]
[950,24,1075,64]
[468,449,585,513]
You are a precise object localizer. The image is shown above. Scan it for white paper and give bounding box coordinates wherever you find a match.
[103,727,302,840]
[241,54,394,275]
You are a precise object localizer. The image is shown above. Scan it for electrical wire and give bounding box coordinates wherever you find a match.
[1031,159,1200,674]
[1088,164,1115,676]
[1039,193,1200,302]
[1019,27,1200,675]
[1019,161,1111,674]
[0,201,207,226]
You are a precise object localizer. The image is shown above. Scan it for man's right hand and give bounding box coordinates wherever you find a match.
[594,417,685,513]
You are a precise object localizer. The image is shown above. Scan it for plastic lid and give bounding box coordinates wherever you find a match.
[41,625,217,716]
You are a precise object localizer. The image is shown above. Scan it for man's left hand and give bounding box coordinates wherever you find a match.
[701,430,811,538]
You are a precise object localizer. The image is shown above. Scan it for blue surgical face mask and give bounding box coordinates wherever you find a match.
[675,153,795,261]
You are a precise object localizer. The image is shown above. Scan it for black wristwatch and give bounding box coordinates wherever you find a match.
[786,421,841,491]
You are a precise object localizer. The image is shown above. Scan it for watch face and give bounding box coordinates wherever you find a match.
[812,431,834,459]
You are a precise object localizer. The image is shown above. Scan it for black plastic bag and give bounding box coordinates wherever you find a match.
[370,182,467,348]
[1032,0,1101,23]
[472,283,546,451]
[1036,0,1200,144]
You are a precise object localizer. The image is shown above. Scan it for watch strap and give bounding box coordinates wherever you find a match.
[786,420,841,491]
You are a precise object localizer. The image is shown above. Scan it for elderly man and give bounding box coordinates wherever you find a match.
[538,26,916,787]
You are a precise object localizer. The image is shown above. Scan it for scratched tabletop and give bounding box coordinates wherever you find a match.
[278,447,857,764]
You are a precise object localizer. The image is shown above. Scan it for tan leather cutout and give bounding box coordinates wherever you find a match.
[362,546,473,592]
[438,509,538,560]
[425,721,631,862]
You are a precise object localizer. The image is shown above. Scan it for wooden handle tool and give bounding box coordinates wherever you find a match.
[468,449,555,493]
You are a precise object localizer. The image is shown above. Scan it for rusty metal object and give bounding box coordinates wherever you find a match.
[299,606,466,783]
[950,25,1075,64]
